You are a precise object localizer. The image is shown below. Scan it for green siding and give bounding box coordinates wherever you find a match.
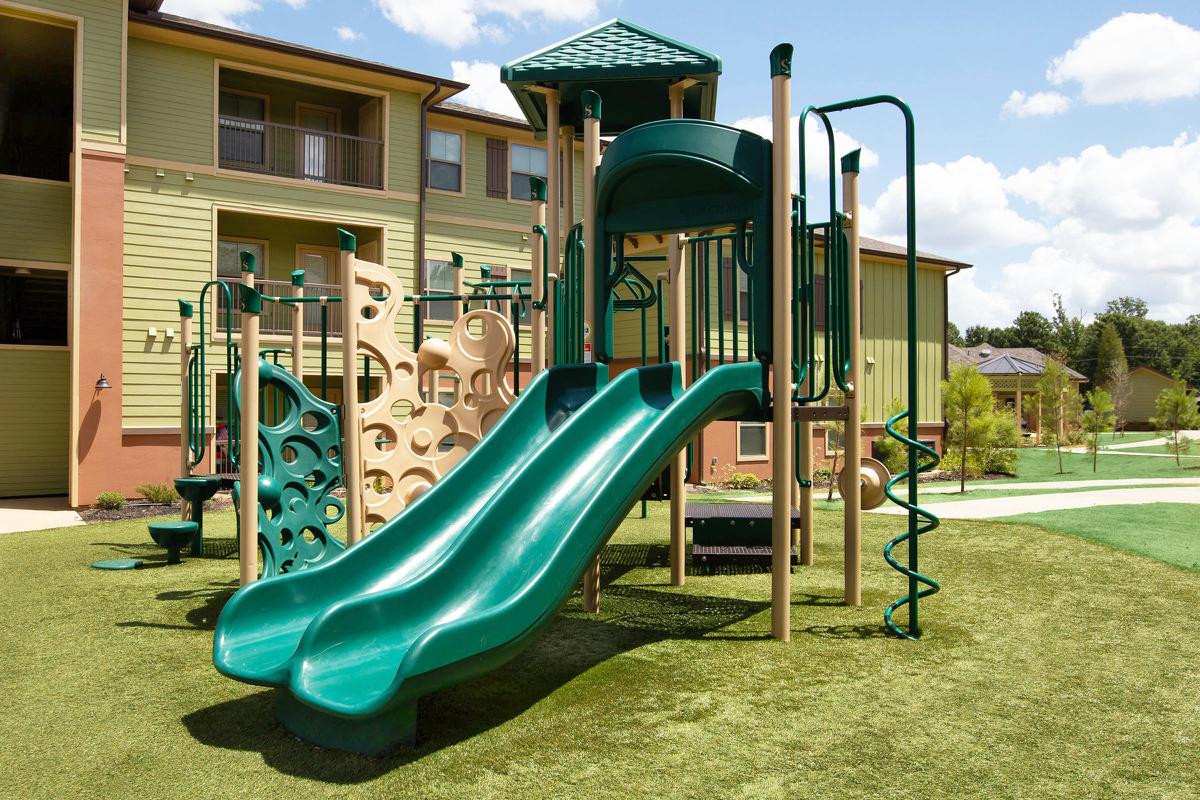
[0,178,72,264]
[0,348,69,496]
[1127,370,1175,425]
[34,0,123,144]
[127,38,213,164]
[123,165,419,427]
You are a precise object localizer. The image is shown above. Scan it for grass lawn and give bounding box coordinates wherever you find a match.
[999,503,1200,571]
[920,446,1200,490]
[2,505,1198,799]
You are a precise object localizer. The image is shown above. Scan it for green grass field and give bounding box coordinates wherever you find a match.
[1,505,1198,799]
[1001,503,1200,571]
[952,445,1200,485]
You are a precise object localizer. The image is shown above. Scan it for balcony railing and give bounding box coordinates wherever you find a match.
[216,278,344,338]
[218,115,384,189]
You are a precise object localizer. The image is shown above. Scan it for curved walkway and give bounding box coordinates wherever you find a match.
[870,486,1200,519]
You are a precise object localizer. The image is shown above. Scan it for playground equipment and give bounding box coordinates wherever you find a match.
[212,38,940,752]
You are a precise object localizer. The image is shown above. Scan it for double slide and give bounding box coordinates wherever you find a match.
[214,360,763,753]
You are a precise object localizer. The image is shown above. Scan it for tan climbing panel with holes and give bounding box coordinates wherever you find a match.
[348,254,516,531]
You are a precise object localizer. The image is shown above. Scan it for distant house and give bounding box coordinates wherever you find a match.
[1125,367,1185,430]
[948,344,1087,440]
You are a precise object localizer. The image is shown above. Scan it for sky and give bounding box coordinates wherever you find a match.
[160,1,1200,331]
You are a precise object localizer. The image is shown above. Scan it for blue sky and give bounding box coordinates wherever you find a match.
[162,1,1200,330]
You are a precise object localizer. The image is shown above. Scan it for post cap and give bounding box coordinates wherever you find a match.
[841,148,862,175]
[770,43,793,78]
[337,227,357,252]
[529,175,547,202]
[238,283,262,314]
[581,89,602,120]
[239,250,255,273]
[451,252,464,269]
[178,299,193,318]
[290,269,305,287]
[480,265,492,279]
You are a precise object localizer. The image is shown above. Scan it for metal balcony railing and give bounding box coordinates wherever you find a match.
[216,278,344,338]
[218,115,384,189]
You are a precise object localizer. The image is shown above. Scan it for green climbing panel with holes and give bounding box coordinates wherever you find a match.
[233,359,346,577]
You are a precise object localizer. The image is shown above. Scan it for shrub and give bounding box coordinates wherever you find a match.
[724,472,762,491]
[874,398,909,475]
[94,492,126,511]
[135,482,179,504]
[812,468,833,486]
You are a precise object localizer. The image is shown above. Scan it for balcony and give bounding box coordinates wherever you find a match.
[218,117,383,190]
[216,278,345,338]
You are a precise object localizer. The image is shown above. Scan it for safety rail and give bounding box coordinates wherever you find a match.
[218,115,384,190]
[216,278,344,338]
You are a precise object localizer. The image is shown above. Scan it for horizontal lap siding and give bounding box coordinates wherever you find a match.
[1127,372,1173,424]
[37,0,122,144]
[0,349,69,496]
[123,166,418,428]
[127,38,213,164]
[0,179,72,264]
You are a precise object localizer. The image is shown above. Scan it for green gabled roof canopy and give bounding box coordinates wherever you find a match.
[501,19,721,139]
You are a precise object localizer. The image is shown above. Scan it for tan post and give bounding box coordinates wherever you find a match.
[667,79,693,587]
[545,91,561,343]
[580,90,602,613]
[178,301,194,520]
[290,270,305,381]
[842,150,863,607]
[339,230,363,545]
[237,253,260,585]
[530,175,547,374]
[769,44,794,641]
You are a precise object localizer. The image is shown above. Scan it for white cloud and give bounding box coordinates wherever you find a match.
[335,25,363,42]
[729,115,879,190]
[860,156,1047,254]
[1047,12,1200,105]
[1002,90,1070,118]
[448,61,523,118]
[160,0,303,29]
[374,0,598,49]
[939,133,1200,327]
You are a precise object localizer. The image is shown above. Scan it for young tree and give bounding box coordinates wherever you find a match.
[1150,381,1200,466]
[1050,293,1085,366]
[1081,388,1116,472]
[1094,320,1131,435]
[942,364,995,493]
[1036,358,1080,474]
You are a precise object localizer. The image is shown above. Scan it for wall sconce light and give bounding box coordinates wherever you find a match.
[96,373,113,390]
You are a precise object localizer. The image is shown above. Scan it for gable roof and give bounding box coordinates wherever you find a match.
[501,19,721,137]
[948,343,1088,381]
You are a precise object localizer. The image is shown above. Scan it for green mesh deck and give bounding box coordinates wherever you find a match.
[501,18,720,136]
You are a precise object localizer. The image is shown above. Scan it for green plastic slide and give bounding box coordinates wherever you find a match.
[213,360,763,753]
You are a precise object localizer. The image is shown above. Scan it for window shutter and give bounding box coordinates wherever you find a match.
[814,274,826,330]
[486,138,507,198]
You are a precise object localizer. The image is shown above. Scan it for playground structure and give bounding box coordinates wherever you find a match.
[195,39,940,752]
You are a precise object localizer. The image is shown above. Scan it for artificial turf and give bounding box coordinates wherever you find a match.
[1,505,1197,799]
[1000,503,1200,571]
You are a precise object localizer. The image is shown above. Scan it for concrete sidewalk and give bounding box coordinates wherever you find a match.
[869,486,1200,519]
[0,497,84,534]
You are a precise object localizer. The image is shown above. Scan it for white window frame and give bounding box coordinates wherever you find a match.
[736,420,769,462]
[427,129,464,195]
[509,142,548,202]
[423,258,457,323]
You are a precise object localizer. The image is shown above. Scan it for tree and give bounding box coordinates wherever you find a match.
[1081,388,1116,472]
[1094,321,1127,387]
[1106,297,1149,318]
[947,321,964,347]
[1036,358,1081,474]
[1050,293,1085,364]
[1012,310,1056,353]
[1150,381,1200,466]
[824,390,868,501]
[942,364,995,493]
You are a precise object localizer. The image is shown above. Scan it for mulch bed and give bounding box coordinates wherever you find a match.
[81,492,234,523]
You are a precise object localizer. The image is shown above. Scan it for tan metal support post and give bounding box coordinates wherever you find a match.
[545,91,561,345]
[238,253,260,585]
[290,270,305,381]
[530,176,547,374]
[553,124,575,367]
[339,230,363,545]
[179,301,194,520]
[842,150,863,607]
[580,91,602,613]
[769,44,794,641]
[667,79,692,587]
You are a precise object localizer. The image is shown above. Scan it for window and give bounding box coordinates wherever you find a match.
[423,259,456,322]
[0,268,67,345]
[0,16,73,181]
[428,130,462,192]
[510,144,547,200]
[218,91,267,166]
[510,267,531,326]
[217,239,265,278]
[737,421,768,460]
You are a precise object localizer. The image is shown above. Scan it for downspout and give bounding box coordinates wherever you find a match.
[416,79,442,343]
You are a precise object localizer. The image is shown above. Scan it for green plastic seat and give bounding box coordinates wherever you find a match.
[148,520,199,565]
[175,475,221,556]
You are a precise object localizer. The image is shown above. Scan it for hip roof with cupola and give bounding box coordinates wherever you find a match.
[501,18,721,138]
